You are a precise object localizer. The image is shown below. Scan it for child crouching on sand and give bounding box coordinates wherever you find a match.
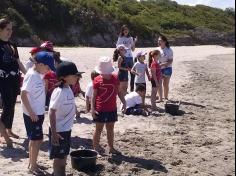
[124,84,149,116]
[92,57,126,154]
[21,52,55,174]
[49,61,84,176]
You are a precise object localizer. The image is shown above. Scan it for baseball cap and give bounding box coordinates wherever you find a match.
[35,51,56,71]
[116,44,129,50]
[136,51,147,58]
[56,61,85,78]
[29,47,41,55]
[40,41,54,52]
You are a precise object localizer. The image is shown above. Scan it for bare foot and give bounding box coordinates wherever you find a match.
[7,130,19,139]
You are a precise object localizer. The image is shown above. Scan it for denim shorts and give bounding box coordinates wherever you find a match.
[49,129,71,159]
[23,114,44,141]
[161,67,172,77]
[118,71,129,82]
[93,111,118,123]
[125,57,134,68]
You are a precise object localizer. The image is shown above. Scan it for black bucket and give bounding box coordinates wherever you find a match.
[70,149,98,171]
[165,101,181,115]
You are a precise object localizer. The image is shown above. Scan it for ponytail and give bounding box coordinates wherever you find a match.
[148,50,160,68]
[148,51,153,68]
[113,49,119,62]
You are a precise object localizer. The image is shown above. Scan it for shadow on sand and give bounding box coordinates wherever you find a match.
[108,154,168,173]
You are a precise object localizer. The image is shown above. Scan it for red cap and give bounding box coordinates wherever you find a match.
[29,47,41,55]
[40,41,54,52]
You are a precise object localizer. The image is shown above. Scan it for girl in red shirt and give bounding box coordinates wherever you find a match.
[92,57,126,155]
[149,50,163,110]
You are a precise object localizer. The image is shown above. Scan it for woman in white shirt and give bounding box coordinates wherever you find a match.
[157,35,174,101]
[116,25,137,92]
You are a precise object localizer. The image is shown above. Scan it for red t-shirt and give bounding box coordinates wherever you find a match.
[93,74,120,112]
[151,61,162,81]
[44,71,58,95]
[71,82,81,96]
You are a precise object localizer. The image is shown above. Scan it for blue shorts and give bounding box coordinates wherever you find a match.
[93,111,118,123]
[161,67,172,77]
[23,114,44,141]
[125,57,134,68]
[126,104,144,116]
[49,129,71,159]
[118,71,128,82]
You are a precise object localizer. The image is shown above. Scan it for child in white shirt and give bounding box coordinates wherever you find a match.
[49,61,84,176]
[85,70,99,112]
[124,84,149,116]
[21,51,55,174]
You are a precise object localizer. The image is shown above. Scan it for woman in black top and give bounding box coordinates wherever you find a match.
[0,18,26,142]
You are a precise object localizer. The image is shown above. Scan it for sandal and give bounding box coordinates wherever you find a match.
[109,149,122,155]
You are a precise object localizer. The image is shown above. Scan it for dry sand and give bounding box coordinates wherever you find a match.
[0,45,235,176]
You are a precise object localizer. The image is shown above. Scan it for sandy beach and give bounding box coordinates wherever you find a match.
[0,45,235,176]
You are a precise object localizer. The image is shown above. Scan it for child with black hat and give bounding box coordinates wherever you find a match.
[48,61,84,176]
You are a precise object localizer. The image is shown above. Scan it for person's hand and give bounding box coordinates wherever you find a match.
[121,103,127,114]
[52,133,64,146]
[29,112,39,122]
[127,68,132,72]
[91,109,99,119]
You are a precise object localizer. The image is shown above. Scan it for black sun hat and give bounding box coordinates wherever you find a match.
[56,61,85,78]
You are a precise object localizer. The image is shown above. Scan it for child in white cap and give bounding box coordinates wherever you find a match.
[92,57,126,155]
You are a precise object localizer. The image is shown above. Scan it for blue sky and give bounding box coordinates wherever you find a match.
[172,0,235,9]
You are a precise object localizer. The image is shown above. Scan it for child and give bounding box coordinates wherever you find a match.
[49,61,84,176]
[26,47,41,71]
[113,44,131,97]
[44,52,62,110]
[21,51,55,174]
[85,70,99,113]
[149,50,163,110]
[124,84,149,116]
[131,51,150,104]
[92,57,126,154]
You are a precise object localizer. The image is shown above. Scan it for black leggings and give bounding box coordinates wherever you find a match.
[0,77,20,129]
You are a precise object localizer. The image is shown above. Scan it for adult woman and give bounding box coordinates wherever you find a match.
[116,25,137,92]
[157,35,173,100]
[0,18,26,141]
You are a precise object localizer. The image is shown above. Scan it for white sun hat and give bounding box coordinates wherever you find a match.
[116,44,129,50]
[95,56,115,74]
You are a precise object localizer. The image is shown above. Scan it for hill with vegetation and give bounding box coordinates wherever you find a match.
[0,0,235,47]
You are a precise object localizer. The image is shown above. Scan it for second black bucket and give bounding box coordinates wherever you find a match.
[70,149,98,171]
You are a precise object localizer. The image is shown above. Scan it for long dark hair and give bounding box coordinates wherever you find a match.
[119,25,131,37]
[148,50,160,68]
[113,49,125,62]
[0,18,11,29]
[159,34,170,48]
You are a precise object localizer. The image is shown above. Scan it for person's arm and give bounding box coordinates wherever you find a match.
[86,96,91,113]
[91,89,98,119]
[145,66,151,81]
[131,65,139,76]
[21,90,38,122]
[49,109,63,146]
[131,37,137,51]
[17,59,27,75]
[151,68,158,85]
[45,79,49,94]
